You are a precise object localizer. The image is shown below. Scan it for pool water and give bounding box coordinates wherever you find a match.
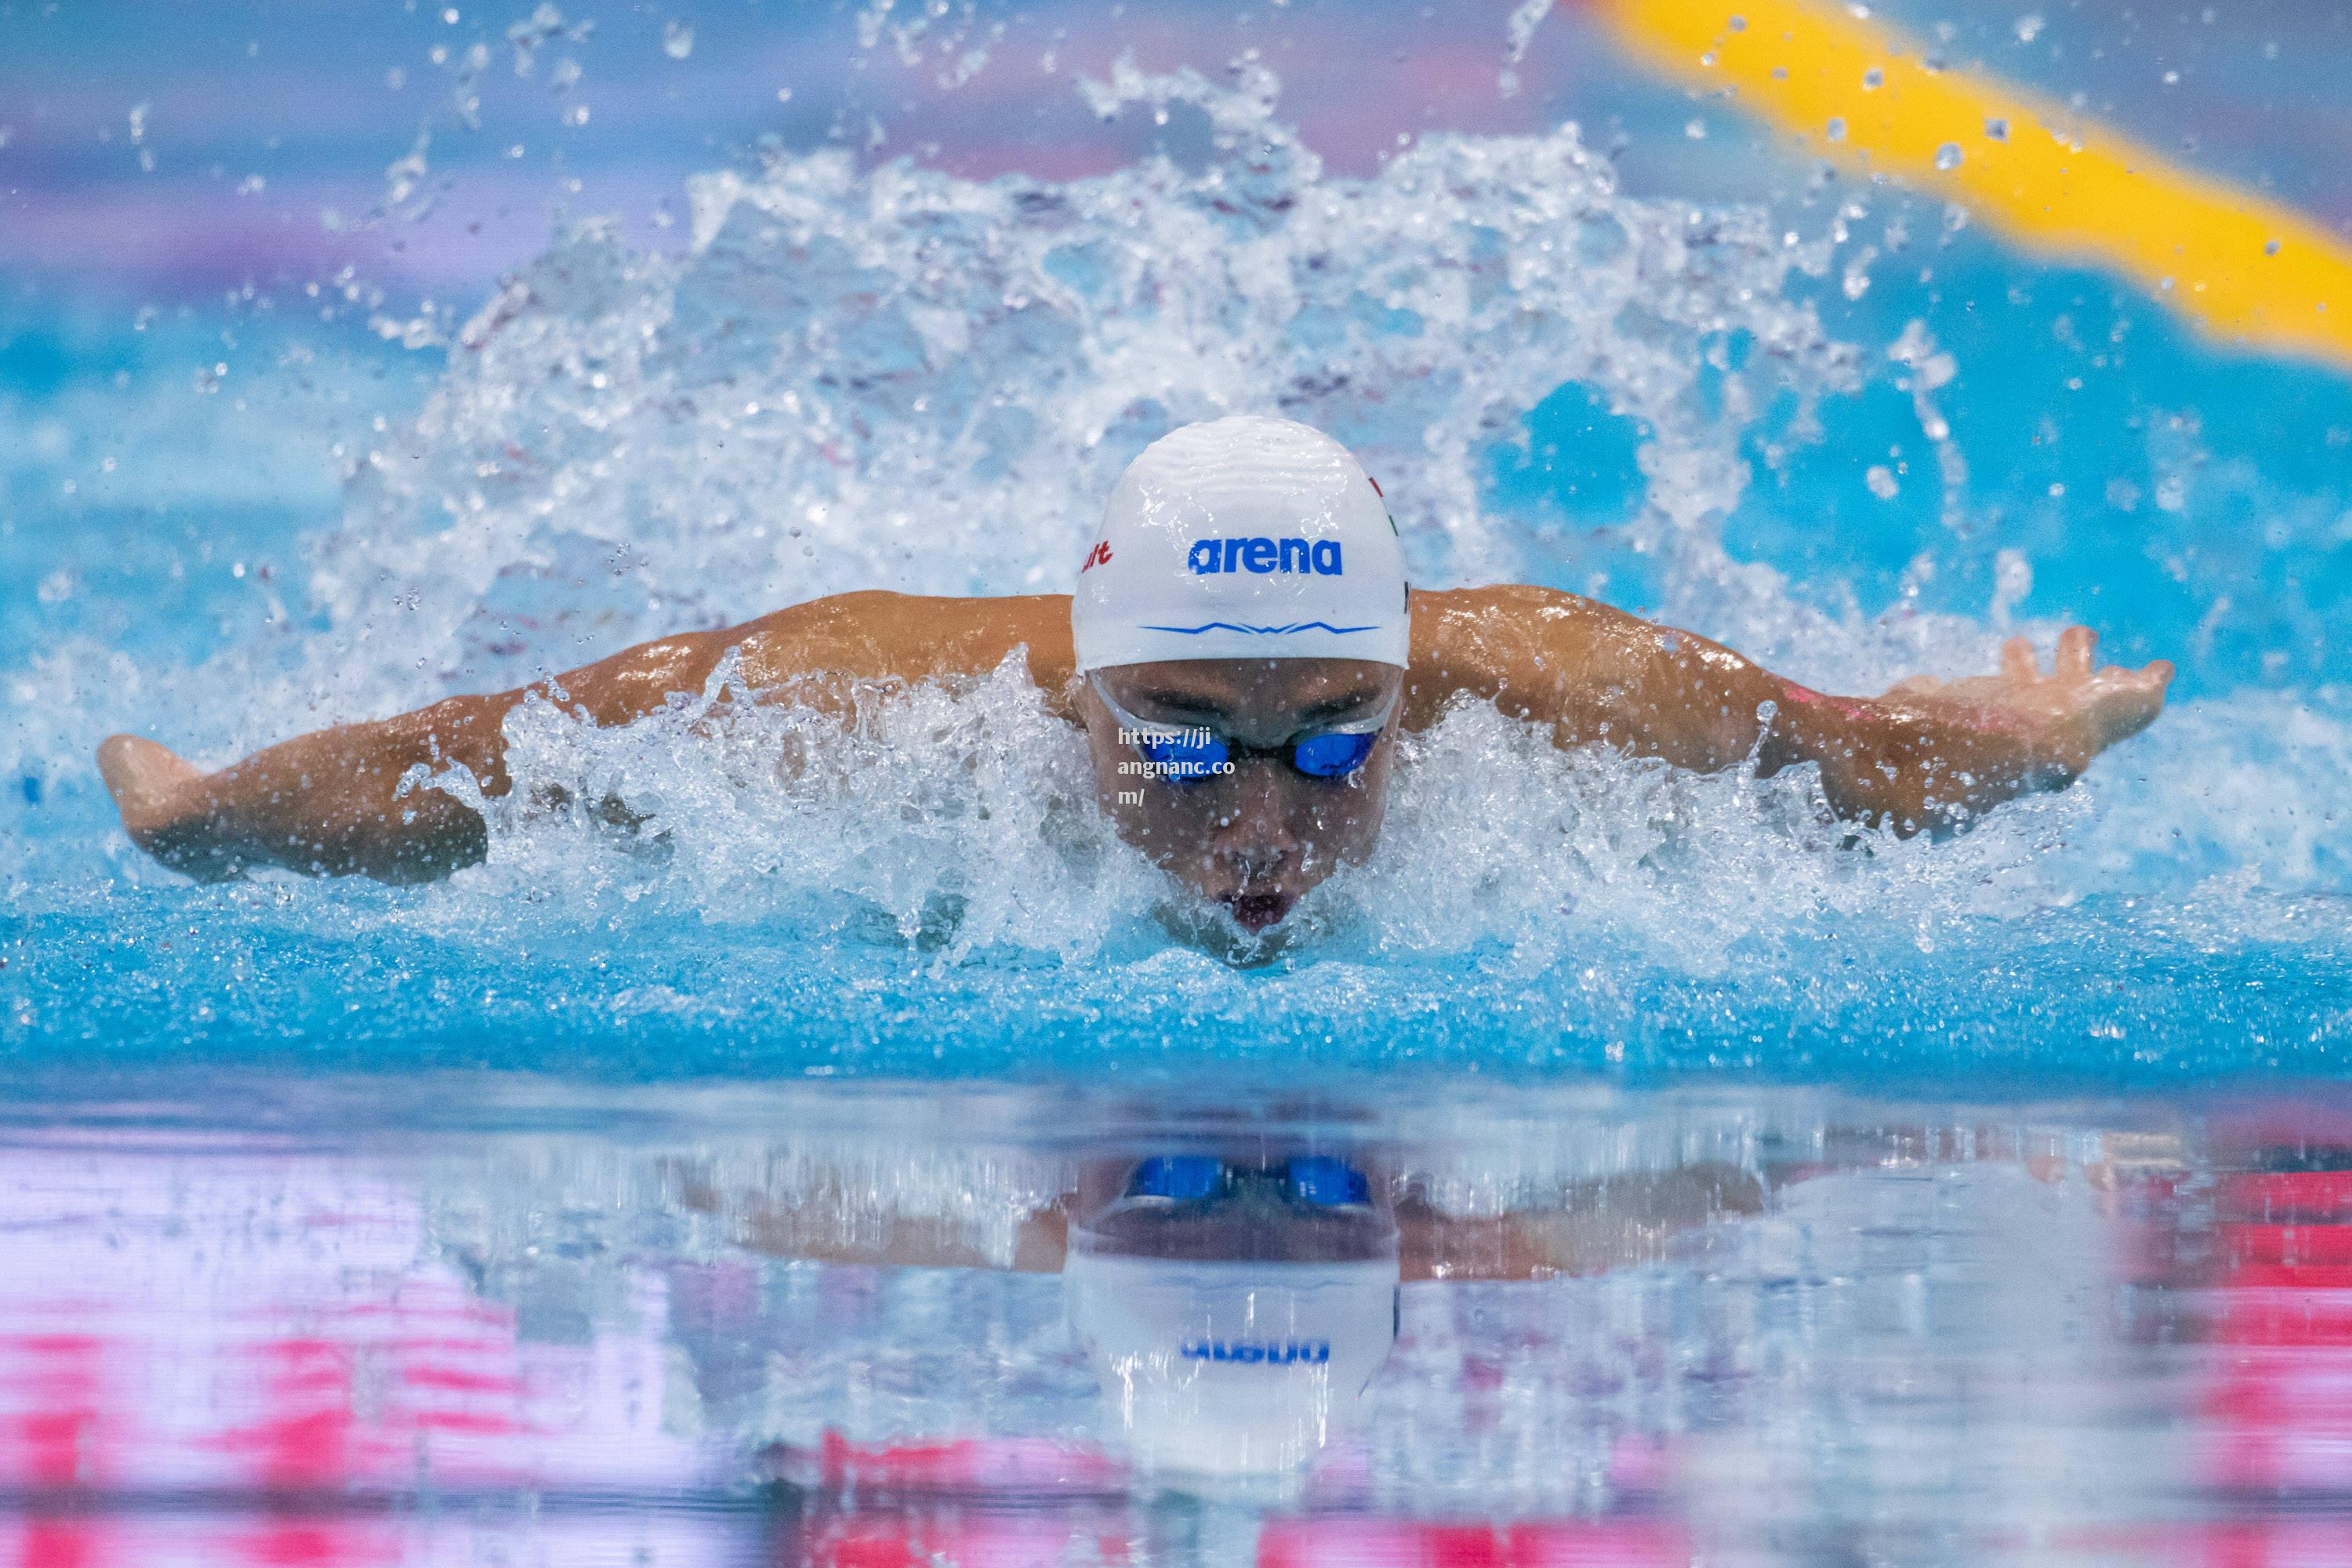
[1,1075,2348,1566]
[5,2,2348,1083]
[2,0,2350,1558]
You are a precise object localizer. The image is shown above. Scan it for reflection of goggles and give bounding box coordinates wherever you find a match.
[1125,1155,1374,1208]
[1090,675,1394,786]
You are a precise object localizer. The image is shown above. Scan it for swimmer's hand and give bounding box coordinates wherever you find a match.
[1771,623,2172,835]
[96,735,220,874]
[1875,627,2174,786]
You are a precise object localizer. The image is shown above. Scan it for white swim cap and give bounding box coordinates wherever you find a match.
[1072,416,1410,672]
[1062,1253,1399,1479]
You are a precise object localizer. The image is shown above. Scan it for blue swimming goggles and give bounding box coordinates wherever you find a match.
[1124,1154,1375,1208]
[1090,674,1396,786]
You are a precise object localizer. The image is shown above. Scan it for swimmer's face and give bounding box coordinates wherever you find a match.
[1077,657,1403,934]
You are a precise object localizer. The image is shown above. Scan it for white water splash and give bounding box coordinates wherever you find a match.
[5,60,2347,1045]
[855,0,1004,90]
[296,57,1861,732]
[1498,0,1557,98]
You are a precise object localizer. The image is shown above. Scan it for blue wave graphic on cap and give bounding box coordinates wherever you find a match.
[1139,622,1380,636]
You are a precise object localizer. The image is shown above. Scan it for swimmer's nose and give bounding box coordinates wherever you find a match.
[1211,760,1302,884]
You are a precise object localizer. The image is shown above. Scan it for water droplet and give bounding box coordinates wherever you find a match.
[1984,116,2009,141]
[1826,117,1848,143]
[2014,13,2045,43]
[2161,69,2180,85]
[1685,118,1708,140]
[1866,465,1900,499]
[1842,249,1876,299]
[2266,239,2282,257]
[662,20,695,59]
[1934,143,1963,172]
[1861,66,1886,89]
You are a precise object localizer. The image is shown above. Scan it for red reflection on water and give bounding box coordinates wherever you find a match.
[0,1335,102,1490]
[0,1142,727,1567]
[807,1510,1135,1568]
[774,1434,1685,1568]
[1256,1519,1686,1567]
[814,1431,1126,1495]
[782,1487,1687,1568]
[2146,1119,2352,1566]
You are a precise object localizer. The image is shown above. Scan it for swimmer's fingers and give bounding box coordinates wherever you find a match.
[2099,656,2173,695]
[2056,625,2098,681]
[1987,630,2116,688]
[2085,658,2175,746]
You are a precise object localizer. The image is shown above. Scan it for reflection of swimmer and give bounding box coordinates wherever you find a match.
[690,1138,1763,1481]
[99,416,2171,932]
[1062,1153,1402,1479]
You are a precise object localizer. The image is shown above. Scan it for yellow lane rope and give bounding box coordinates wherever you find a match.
[1596,0,2352,368]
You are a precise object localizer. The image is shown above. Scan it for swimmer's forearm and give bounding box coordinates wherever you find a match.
[1594,645,2045,832]
[143,695,518,882]
[112,621,764,882]
[1520,601,2140,833]
[1772,696,2067,835]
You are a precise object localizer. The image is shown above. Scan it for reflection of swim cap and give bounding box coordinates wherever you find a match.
[1072,416,1410,673]
[1062,1253,1399,1478]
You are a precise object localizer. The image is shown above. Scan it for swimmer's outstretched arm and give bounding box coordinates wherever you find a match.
[96,631,741,882]
[1409,586,2172,835]
[96,591,1076,882]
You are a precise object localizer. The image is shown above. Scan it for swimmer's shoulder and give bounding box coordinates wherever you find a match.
[1403,585,1640,727]
[1406,583,1625,670]
[729,590,1077,693]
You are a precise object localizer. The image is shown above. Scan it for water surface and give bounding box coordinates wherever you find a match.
[2,1074,2347,1564]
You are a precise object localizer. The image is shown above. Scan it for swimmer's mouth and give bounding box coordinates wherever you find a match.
[1221,891,1294,932]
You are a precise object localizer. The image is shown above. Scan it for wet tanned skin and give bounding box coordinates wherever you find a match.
[96,586,2172,919]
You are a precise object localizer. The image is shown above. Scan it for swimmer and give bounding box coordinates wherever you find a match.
[96,415,2172,932]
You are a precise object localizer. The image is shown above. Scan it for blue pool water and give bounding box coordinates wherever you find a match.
[5,3,2352,1559]
[5,0,2348,1087]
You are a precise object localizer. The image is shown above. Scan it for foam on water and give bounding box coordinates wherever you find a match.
[4,62,2349,1078]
